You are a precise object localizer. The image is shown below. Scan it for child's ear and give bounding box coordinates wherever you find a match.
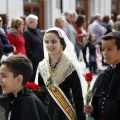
[17,74,23,84]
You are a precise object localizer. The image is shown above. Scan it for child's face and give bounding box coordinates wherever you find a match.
[44,32,63,57]
[102,39,120,67]
[90,34,96,42]
[0,64,19,95]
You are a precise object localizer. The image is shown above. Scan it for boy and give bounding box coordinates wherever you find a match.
[0,55,51,120]
[84,31,120,120]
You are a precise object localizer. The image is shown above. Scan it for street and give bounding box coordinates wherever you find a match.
[79,57,107,103]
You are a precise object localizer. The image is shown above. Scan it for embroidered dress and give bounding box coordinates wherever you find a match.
[37,54,85,120]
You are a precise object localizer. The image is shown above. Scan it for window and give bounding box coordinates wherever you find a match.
[24,0,38,3]
[76,0,84,7]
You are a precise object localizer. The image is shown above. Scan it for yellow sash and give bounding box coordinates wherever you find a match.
[38,59,76,120]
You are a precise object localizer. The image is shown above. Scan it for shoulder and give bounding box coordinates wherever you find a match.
[17,90,42,107]
[23,29,29,34]
[92,67,110,90]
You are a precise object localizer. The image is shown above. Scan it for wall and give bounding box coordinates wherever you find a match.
[44,0,76,29]
[0,0,23,26]
[89,0,111,18]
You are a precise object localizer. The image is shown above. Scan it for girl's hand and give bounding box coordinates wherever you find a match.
[84,104,94,114]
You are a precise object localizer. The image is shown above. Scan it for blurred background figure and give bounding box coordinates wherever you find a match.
[74,14,88,61]
[102,15,112,35]
[91,13,106,67]
[64,10,78,48]
[88,15,95,34]
[54,15,66,32]
[0,14,9,35]
[23,14,44,82]
[83,33,100,75]
[91,13,106,46]
[72,11,78,23]
[7,17,26,56]
[20,15,27,31]
[114,15,120,31]
[0,16,15,60]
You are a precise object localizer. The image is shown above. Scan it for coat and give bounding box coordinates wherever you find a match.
[0,31,14,54]
[91,63,120,120]
[7,28,27,55]
[23,27,44,82]
[0,87,51,120]
[91,20,106,43]
[64,20,78,48]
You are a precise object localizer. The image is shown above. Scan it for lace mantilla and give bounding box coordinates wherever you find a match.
[47,54,75,86]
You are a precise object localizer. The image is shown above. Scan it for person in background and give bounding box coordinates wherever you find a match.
[0,14,9,35]
[0,38,3,95]
[91,13,106,49]
[54,15,66,32]
[83,34,100,75]
[20,15,27,31]
[102,15,112,35]
[0,38,3,60]
[0,54,51,120]
[35,27,86,120]
[84,31,120,120]
[0,16,15,58]
[23,14,44,82]
[114,15,120,31]
[64,11,78,48]
[7,17,26,56]
[91,13,106,68]
[74,14,88,61]
[88,15,95,34]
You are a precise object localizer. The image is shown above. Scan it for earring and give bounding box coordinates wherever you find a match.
[60,47,63,54]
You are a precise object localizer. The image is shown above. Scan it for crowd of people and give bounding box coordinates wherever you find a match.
[0,11,120,120]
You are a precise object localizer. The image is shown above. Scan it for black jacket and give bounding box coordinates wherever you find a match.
[0,87,51,120]
[23,27,44,82]
[23,27,44,63]
[91,63,120,120]
[0,31,14,54]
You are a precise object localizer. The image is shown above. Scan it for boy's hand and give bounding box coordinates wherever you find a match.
[84,104,94,114]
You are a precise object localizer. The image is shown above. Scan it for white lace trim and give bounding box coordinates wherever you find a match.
[46,54,75,86]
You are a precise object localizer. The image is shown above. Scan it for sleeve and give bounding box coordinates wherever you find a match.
[94,24,106,35]
[7,34,20,54]
[12,95,51,120]
[0,38,3,59]
[23,31,36,62]
[70,71,86,120]
[0,32,14,53]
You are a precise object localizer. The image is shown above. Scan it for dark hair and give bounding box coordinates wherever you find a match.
[75,14,85,27]
[102,15,110,23]
[88,34,96,42]
[0,14,8,24]
[102,31,120,50]
[1,55,33,86]
[46,30,66,50]
[20,15,26,23]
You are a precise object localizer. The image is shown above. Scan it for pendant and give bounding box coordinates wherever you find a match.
[51,68,56,76]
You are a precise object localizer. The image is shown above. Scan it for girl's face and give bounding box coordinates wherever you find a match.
[90,34,96,42]
[102,39,120,67]
[44,32,63,57]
